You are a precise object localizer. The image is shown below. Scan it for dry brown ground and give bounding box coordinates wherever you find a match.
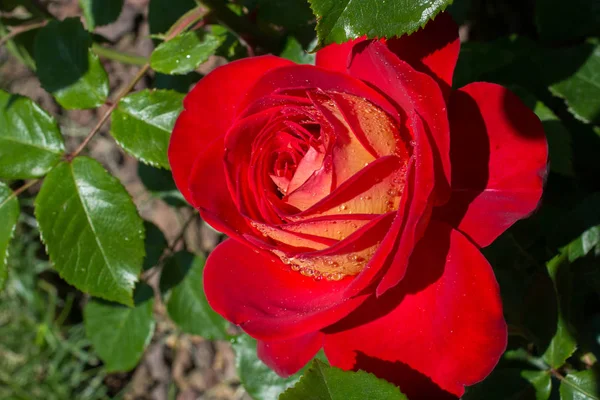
[1,1,252,399]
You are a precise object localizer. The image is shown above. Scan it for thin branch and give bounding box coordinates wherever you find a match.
[91,43,148,66]
[0,19,48,48]
[65,63,151,160]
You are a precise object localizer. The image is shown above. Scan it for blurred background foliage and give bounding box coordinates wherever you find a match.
[0,0,599,399]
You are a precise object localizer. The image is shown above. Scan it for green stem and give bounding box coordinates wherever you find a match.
[91,43,148,66]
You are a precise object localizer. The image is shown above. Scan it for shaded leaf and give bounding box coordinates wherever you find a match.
[33,18,109,109]
[232,334,305,400]
[138,163,187,207]
[35,157,145,306]
[559,370,600,400]
[0,90,65,179]
[151,31,224,75]
[79,0,124,30]
[550,44,600,125]
[110,89,184,169]
[534,102,574,177]
[542,254,577,368]
[0,182,19,290]
[280,359,407,400]
[84,283,155,372]
[535,0,600,42]
[148,0,196,35]
[162,251,229,339]
[463,368,551,400]
[143,221,167,271]
[308,0,453,47]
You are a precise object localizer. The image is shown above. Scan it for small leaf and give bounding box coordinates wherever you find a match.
[110,89,184,169]
[84,283,156,372]
[550,44,600,125]
[35,157,145,306]
[463,368,551,400]
[542,254,577,368]
[232,334,305,400]
[308,0,453,47]
[162,251,229,339]
[559,370,600,400]
[0,182,19,290]
[281,359,407,400]
[33,18,109,109]
[0,90,65,179]
[568,226,600,262]
[151,31,224,75]
[281,37,316,65]
[143,221,167,271]
[79,0,124,30]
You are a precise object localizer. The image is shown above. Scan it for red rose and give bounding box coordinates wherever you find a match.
[169,13,547,399]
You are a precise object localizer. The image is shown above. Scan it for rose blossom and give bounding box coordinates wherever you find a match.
[168,13,548,399]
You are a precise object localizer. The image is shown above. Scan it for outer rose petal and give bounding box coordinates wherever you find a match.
[257,332,324,377]
[386,12,460,97]
[204,239,369,341]
[323,221,506,399]
[315,37,366,73]
[169,55,293,202]
[434,83,548,247]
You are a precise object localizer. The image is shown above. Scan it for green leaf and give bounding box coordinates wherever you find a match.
[143,221,167,271]
[0,90,65,179]
[79,0,124,30]
[559,370,600,400]
[308,0,453,46]
[281,37,316,65]
[281,359,407,400]
[232,334,305,400]
[33,18,109,109]
[542,254,577,368]
[35,157,145,306]
[84,283,156,372]
[0,182,19,290]
[162,251,229,340]
[535,0,600,42]
[138,163,187,207]
[150,31,224,75]
[463,368,551,400]
[533,101,575,177]
[550,44,600,125]
[110,89,184,169]
[567,226,600,262]
[148,0,196,35]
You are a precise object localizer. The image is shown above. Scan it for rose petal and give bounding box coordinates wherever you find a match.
[434,83,548,247]
[323,221,507,398]
[204,239,369,340]
[348,40,451,204]
[386,12,460,97]
[257,332,324,377]
[240,65,400,124]
[345,113,436,297]
[189,137,250,236]
[315,37,367,73]
[169,56,293,202]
